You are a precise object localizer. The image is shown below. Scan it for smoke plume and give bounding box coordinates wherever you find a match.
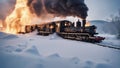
[27,0,88,19]
[0,0,16,20]
[0,0,88,20]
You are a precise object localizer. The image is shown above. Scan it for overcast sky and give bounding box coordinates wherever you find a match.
[85,0,120,20]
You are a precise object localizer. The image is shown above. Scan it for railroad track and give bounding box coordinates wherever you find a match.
[94,43,120,50]
[59,33,120,50]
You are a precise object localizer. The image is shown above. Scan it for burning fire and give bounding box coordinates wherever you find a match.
[0,20,3,31]
[5,0,34,34]
[0,20,3,28]
[1,0,89,34]
[85,21,91,26]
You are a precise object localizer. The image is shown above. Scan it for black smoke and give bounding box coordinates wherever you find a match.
[27,0,43,16]
[27,0,88,19]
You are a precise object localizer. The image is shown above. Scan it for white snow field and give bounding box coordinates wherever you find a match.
[91,20,120,48]
[0,32,120,68]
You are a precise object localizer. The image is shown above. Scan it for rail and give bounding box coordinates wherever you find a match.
[95,43,120,50]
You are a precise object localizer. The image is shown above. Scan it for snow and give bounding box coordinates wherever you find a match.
[98,34,120,48]
[91,20,120,48]
[0,32,120,68]
[0,32,18,39]
[90,20,119,35]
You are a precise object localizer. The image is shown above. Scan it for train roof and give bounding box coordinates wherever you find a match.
[26,20,72,26]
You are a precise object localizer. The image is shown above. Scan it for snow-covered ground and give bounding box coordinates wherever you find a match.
[97,34,120,48]
[91,20,120,48]
[0,32,120,68]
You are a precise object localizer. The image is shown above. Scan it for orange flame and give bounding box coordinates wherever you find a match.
[5,0,34,34]
[0,20,3,28]
[85,21,91,26]
[3,0,90,34]
[0,20,3,31]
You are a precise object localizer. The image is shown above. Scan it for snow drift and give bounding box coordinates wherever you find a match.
[90,20,120,48]
[0,32,120,68]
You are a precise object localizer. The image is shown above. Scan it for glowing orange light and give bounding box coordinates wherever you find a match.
[0,20,3,28]
[5,0,34,34]
[3,0,89,34]
[85,21,91,26]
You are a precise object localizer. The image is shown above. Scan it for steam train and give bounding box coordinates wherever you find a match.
[24,20,105,43]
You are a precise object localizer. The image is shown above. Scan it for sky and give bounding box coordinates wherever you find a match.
[85,0,120,20]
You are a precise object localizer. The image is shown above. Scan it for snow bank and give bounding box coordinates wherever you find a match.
[0,32,18,39]
[0,32,120,68]
[98,34,120,48]
[0,52,113,68]
[90,20,120,48]
[25,46,40,56]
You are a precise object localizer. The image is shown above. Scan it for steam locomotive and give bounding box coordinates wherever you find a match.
[24,20,105,43]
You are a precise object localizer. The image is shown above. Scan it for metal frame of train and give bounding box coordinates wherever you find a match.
[23,20,105,43]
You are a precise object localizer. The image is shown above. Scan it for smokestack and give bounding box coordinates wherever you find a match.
[82,19,86,31]
[76,19,81,28]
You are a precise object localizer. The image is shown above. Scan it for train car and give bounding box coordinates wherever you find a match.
[24,20,105,43]
[36,22,56,36]
[25,24,36,33]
